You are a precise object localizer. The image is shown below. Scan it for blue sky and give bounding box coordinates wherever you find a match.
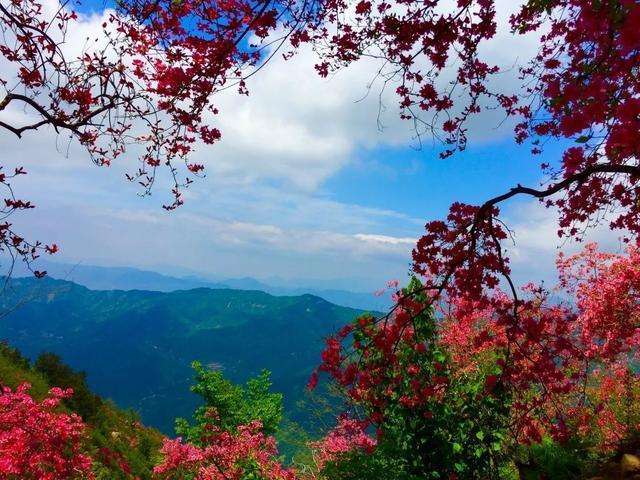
[0,0,624,293]
[326,141,549,222]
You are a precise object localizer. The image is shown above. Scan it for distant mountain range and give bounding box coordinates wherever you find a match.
[0,277,372,434]
[13,260,392,312]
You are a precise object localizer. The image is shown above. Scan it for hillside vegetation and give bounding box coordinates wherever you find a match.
[0,342,163,479]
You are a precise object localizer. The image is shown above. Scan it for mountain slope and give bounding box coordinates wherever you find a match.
[0,277,366,433]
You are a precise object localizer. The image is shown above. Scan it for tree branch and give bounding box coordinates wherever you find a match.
[478,163,640,215]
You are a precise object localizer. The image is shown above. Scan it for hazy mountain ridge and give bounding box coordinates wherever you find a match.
[0,277,371,433]
[13,260,392,311]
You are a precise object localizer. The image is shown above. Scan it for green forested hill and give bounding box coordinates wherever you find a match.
[0,277,366,433]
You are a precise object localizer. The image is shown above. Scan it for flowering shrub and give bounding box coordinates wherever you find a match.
[312,278,510,478]
[0,383,92,479]
[154,419,297,480]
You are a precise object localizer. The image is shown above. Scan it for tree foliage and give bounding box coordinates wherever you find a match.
[35,352,103,423]
[0,0,310,273]
[312,243,640,477]
[2,0,640,478]
[311,279,510,479]
[302,0,640,475]
[176,362,284,441]
[2,0,639,286]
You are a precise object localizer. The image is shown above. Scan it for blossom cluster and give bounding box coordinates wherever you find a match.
[154,420,297,480]
[308,416,376,471]
[0,383,92,479]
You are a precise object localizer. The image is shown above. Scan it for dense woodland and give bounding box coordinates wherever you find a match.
[1,0,640,478]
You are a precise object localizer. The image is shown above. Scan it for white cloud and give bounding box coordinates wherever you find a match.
[354,234,416,245]
[10,200,414,288]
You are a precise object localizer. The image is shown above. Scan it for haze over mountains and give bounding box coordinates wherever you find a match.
[0,276,373,434]
[13,260,391,311]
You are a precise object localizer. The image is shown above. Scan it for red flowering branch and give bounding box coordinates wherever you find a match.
[295,0,500,154]
[0,0,311,208]
[0,166,56,281]
[0,0,313,275]
[414,162,640,308]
